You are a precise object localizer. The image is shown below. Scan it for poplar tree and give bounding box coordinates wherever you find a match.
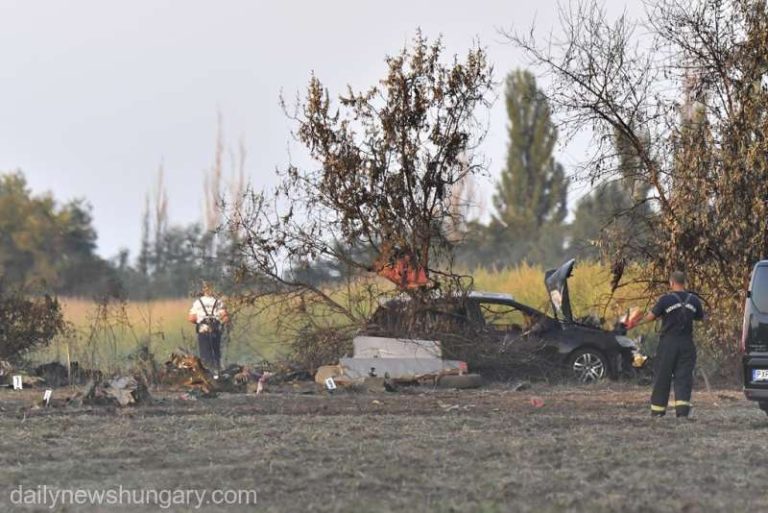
[491,69,568,266]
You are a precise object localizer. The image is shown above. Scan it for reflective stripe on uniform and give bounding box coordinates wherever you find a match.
[673,400,692,407]
[651,404,667,412]
[665,295,698,315]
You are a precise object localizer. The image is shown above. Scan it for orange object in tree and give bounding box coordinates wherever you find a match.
[375,247,429,290]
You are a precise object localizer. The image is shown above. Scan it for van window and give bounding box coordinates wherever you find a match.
[751,266,768,313]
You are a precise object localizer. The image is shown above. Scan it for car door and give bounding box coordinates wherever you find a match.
[473,299,562,376]
[475,301,554,350]
[475,301,528,341]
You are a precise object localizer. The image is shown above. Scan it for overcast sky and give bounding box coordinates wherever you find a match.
[0,0,639,258]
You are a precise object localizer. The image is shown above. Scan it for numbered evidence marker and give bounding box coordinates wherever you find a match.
[43,389,53,407]
[12,375,22,390]
[324,377,337,392]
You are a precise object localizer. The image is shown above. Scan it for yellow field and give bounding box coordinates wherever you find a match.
[471,261,651,319]
[33,262,656,372]
[34,297,288,373]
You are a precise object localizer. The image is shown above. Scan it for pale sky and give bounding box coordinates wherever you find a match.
[0,0,639,258]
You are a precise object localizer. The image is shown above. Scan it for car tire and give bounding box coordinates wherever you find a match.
[567,348,609,383]
[759,401,768,415]
[436,374,483,389]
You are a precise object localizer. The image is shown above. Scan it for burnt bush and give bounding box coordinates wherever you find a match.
[0,289,66,361]
[289,326,353,375]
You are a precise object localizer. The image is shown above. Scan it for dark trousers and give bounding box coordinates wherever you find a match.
[651,335,697,416]
[198,331,222,371]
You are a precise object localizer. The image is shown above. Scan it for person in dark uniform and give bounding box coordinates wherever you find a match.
[627,271,705,418]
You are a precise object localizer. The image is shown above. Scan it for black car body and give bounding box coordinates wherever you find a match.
[363,259,646,382]
[741,260,768,413]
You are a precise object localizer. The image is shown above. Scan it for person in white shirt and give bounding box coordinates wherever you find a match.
[188,282,229,370]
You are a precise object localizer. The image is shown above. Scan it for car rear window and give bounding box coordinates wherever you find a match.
[751,266,768,313]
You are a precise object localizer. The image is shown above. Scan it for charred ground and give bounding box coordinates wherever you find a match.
[0,384,765,513]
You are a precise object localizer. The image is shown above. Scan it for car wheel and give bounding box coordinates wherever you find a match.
[436,374,483,389]
[568,349,609,383]
[759,401,768,415]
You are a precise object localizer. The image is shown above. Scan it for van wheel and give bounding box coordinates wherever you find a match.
[567,349,609,383]
[436,374,483,389]
[758,401,768,415]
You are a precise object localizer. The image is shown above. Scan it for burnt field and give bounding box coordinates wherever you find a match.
[0,383,767,513]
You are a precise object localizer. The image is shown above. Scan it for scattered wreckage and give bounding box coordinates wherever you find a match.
[0,350,274,409]
[68,376,151,407]
[315,335,483,390]
[161,351,271,397]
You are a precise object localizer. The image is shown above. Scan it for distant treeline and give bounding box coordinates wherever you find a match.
[0,171,239,299]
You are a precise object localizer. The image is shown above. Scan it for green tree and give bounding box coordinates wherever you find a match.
[490,69,568,267]
[0,171,114,295]
[570,180,635,259]
[569,128,652,261]
[56,199,117,296]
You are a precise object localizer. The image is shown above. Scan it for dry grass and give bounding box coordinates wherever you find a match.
[33,262,659,372]
[0,384,764,512]
[32,298,286,372]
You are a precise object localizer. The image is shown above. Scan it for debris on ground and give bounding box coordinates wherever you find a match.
[85,377,149,407]
[314,334,473,391]
[435,373,483,389]
[510,380,532,392]
[219,364,272,393]
[249,372,273,395]
[59,376,151,408]
[105,376,150,406]
[162,352,217,395]
[313,360,471,390]
[0,360,12,378]
[0,361,48,388]
[33,362,70,387]
[314,364,355,387]
[16,374,46,388]
[33,361,104,387]
[161,351,273,396]
[383,373,398,393]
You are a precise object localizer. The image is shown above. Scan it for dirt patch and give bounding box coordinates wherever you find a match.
[0,384,766,512]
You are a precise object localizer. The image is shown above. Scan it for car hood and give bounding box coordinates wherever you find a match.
[545,259,575,323]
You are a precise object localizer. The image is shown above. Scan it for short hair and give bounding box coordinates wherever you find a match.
[670,271,687,286]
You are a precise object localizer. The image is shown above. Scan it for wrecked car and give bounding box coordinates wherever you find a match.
[362,259,647,382]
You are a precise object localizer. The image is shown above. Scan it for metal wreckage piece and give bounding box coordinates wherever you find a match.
[26,376,152,409]
[70,376,151,407]
[162,351,271,397]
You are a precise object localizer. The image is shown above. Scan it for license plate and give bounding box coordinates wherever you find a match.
[752,369,768,382]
